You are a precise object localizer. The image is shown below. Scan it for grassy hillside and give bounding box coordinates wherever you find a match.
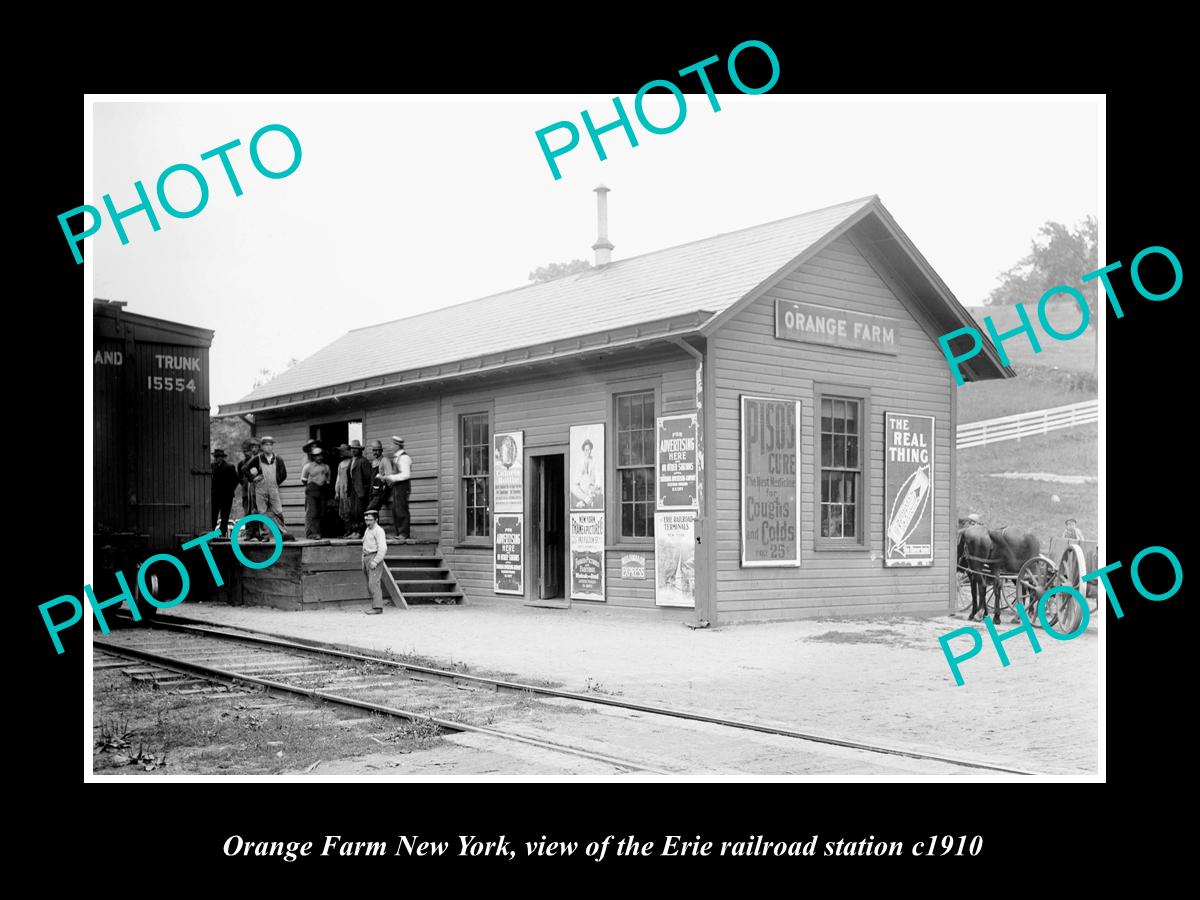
[955,302,1098,547]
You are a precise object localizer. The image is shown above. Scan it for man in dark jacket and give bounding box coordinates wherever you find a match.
[211,448,240,536]
[236,439,262,540]
[345,439,373,538]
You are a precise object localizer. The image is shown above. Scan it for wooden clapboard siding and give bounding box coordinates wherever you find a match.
[709,236,954,620]
[439,345,695,607]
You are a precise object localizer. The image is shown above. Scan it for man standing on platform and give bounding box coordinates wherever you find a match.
[251,436,289,538]
[346,439,372,538]
[211,448,240,537]
[300,445,332,539]
[367,438,396,520]
[383,436,413,540]
[361,508,388,615]
[237,438,262,539]
[334,443,352,534]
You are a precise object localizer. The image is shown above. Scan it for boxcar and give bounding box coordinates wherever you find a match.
[92,299,215,600]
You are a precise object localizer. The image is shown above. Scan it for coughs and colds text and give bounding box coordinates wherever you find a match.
[224,833,984,862]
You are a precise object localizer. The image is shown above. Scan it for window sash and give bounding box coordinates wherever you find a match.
[615,390,655,540]
[818,395,863,542]
[460,413,490,540]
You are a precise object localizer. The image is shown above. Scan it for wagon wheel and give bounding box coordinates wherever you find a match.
[1053,545,1089,632]
[955,566,976,615]
[1017,555,1058,627]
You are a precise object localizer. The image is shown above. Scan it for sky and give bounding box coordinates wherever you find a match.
[92,97,1099,409]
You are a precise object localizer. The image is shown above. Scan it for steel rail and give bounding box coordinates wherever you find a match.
[94,640,671,776]
[113,615,1040,775]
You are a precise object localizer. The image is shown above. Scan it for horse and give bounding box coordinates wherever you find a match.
[988,527,1042,616]
[957,523,995,621]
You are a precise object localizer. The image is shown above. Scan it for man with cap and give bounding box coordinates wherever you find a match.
[211,448,240,537]
[249,436,289,538]
[361,508,388,614]
[345,439,372,538]
[367,438,397,523]
[382,435,413,540]
[237,439,262,539]
[300,444,332,539]
[1063,517,1085,544]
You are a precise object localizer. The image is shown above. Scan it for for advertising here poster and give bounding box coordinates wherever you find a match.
[655,512,696,608]
[740,396,801,567]
[569,511,605,601]
[884,412,934,567]
[493,514,524,594]
[569,424,604,511]
[493,431,524,513]
[656,413,698,510]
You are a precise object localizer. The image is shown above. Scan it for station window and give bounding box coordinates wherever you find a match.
[616,390,655,539]
[460,412,490,541]
[815,385,870,549]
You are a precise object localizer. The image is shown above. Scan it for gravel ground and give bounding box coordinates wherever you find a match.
[152,599,1099,775]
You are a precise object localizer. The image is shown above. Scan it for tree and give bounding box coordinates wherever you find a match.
[252,357,300,389]
[529,259,593,283]
[986,217,1098,328]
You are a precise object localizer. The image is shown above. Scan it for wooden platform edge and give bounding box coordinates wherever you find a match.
[381,566,408,609]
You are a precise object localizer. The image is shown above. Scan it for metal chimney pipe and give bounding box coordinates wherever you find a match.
[592,184,613,266]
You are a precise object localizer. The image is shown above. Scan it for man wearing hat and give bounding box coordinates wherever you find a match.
[249,436,289,537]
[1063,517,1085,544]
[361,508,388,615]
[345,439,372,538]
[211,448,240,537]
[300,444,332,539]
[382,436,413,540]
[236,439,262,539]
[366,438,397,523]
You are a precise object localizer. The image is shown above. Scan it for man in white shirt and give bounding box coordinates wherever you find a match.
[361,509,388,615]
[384,436,413,541]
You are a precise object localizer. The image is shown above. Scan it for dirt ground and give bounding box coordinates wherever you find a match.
[151,598,1099,776]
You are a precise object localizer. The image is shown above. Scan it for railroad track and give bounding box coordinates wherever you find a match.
[96,617,1039,776]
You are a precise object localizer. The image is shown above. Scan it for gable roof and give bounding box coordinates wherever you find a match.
[222,195,1010,414]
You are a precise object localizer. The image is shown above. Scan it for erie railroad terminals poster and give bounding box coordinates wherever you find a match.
[493,514,524,594]
[493,431,524,513]
[741,396,800,566]
[884,412,935,567]
[569,511,605,601]
[656,414,698,510]
[569,424,604,511]
[655,512,696,608]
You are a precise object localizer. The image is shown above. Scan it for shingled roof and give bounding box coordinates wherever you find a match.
[223,195,1009,413]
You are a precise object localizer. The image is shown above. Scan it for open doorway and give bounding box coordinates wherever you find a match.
[526,449,568,608]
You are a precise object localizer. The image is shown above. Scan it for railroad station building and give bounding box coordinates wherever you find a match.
[221,193,1011,624]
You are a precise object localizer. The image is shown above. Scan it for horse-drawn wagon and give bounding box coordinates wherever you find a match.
[956,520,1098,630]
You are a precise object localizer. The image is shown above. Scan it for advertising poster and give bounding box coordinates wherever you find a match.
[569,511,605,601]
[741,396,801,567]
[620,553,647,579]
[884,412,934,567]
[655,512,696,608]
[493,514,524,594]
[493,431,524,513]
[569,423,605,511]
[656,414,698,510]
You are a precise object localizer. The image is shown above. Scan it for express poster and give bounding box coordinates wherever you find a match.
[655,512,696,607]
[569,511,605,601]
[656,414,698,510]
[493,514,524,594]
[569,424,604,511]
[741,396,801,567]
[884,412,934,567]
[493,431,524,513]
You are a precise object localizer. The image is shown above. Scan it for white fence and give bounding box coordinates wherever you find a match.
[957,400,1098,450]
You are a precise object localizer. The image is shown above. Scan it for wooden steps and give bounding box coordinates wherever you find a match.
[388,554,465,605]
